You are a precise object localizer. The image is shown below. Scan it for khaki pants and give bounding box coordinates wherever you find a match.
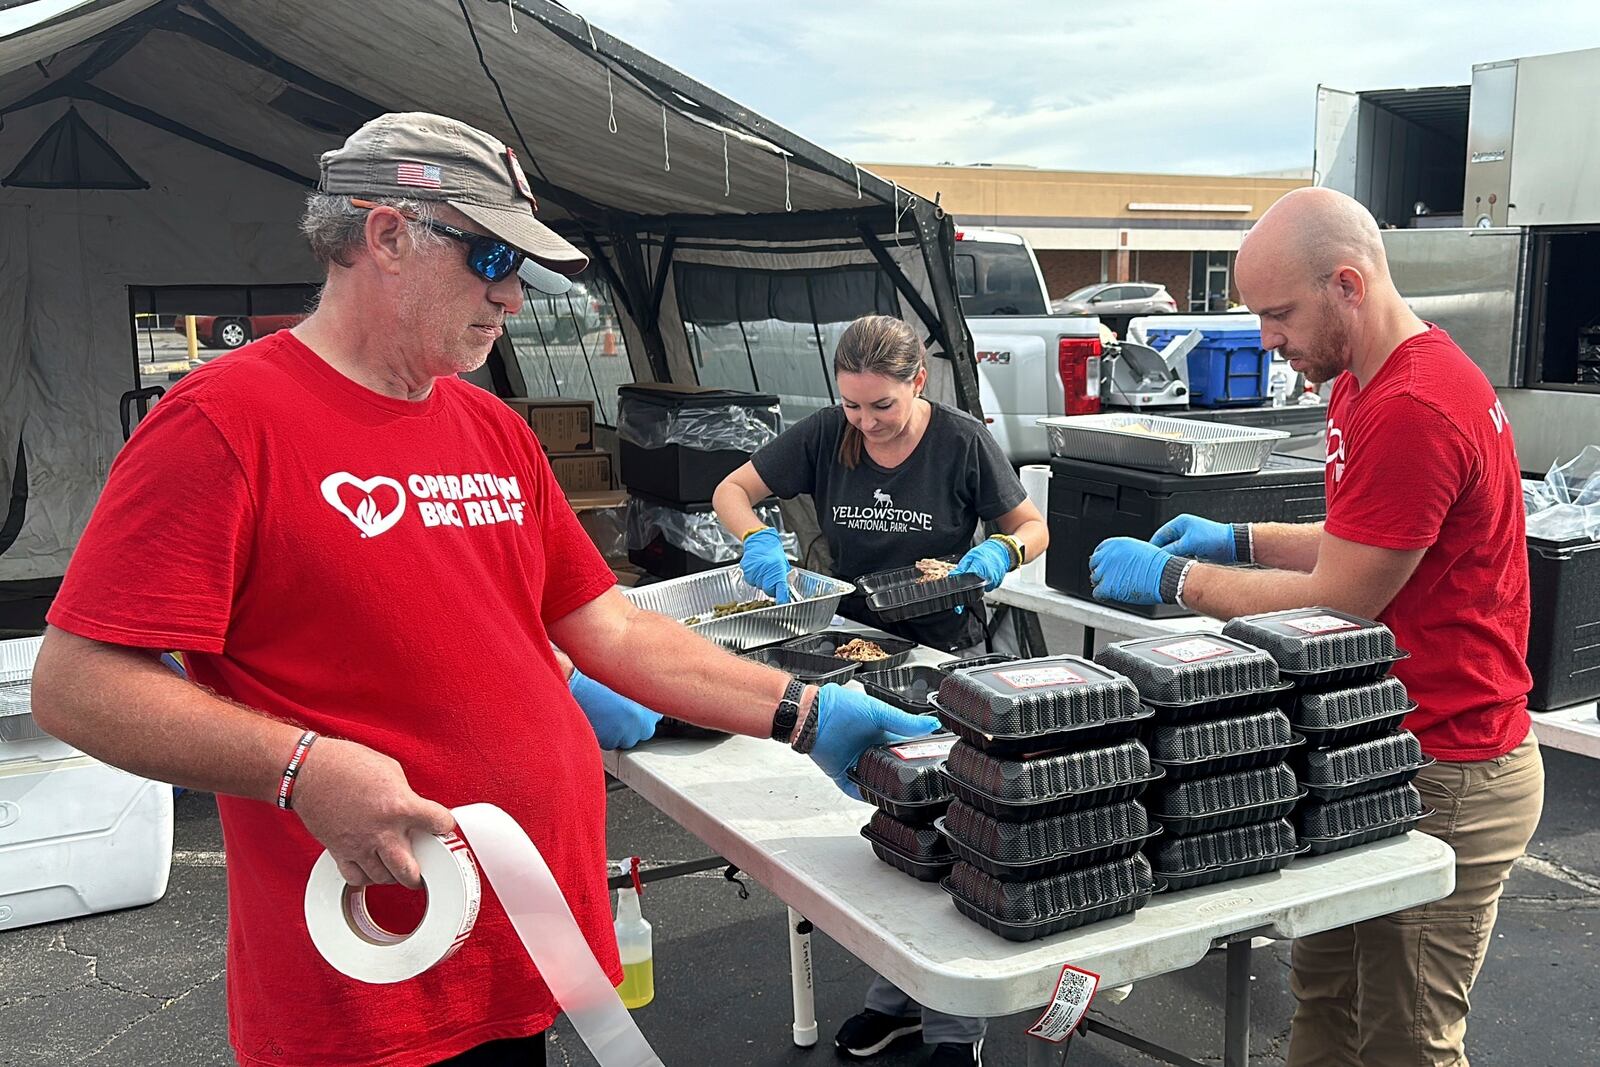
[1286,731,1544,1067]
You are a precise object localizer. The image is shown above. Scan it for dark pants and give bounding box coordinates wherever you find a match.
[433,1034,546,1066]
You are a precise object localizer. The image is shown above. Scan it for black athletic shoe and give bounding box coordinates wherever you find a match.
[833,1009,923,1060]
[926,1040,983,1066]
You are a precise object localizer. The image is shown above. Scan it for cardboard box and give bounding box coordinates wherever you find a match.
[566,490,629,562]
[505,398,594,452]
[549,451,613,494]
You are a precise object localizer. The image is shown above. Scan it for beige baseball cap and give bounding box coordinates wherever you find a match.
[318,112,588,277]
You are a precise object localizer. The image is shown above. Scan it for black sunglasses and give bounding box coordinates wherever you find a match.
[351,198,526,283]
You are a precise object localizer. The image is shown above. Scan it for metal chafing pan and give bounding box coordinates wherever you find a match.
[622,565,854,651]
[1039,413,1288,476]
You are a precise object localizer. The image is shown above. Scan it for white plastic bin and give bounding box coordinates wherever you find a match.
[0,755,175,930]
[0,635,80,765]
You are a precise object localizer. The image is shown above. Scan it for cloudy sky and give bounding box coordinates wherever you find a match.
[573,0,1600,176]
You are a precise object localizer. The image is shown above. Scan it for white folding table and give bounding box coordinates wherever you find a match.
[603,726,1454,1065]
[987,576,1224,657]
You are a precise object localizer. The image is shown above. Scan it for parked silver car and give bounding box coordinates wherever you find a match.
[1052,282,1178,318]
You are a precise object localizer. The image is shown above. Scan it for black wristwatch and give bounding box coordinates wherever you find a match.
[769,676,806,742]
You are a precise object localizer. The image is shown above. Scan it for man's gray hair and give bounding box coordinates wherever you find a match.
[299,193,446,269]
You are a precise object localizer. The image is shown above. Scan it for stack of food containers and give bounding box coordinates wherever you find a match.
[929,657,1161,941]
[850,735,961,882]
[1221,609,1431,856]
[1095,635,1307,892]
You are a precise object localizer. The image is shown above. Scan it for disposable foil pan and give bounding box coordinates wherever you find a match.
[1039,414,1288,476]
[622,565,855,651]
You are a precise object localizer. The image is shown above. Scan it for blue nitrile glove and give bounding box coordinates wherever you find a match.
[568,668,662,750]
[1152,515,1240,564]
[808,684,940,799]
[951,538,1014,592]
[739,527,792,604]
[1089,537,1190,607]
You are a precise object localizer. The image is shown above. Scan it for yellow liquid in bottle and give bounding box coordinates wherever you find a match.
[617,957,654,1009]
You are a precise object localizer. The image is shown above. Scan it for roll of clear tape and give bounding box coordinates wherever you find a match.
[304,803,663,1067]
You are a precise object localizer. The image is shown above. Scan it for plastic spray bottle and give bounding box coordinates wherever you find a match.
[613,859,654,1009]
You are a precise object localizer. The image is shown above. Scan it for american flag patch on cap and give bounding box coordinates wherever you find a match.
[396,162,443,188]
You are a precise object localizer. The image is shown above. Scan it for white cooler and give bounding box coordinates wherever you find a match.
[0,637,175,930]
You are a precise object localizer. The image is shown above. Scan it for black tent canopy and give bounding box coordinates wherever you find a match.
[0,0,979,585]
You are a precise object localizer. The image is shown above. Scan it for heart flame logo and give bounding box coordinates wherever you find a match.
[320,473,406,538]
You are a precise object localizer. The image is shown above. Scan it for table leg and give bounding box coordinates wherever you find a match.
[788,907,818,1047]
[1023,1033,1063,1066]
[1224,939,1251,1067]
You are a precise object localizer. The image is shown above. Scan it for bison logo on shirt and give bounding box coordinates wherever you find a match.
[321,473,407,538]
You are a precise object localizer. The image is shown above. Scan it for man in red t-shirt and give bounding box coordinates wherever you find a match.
[29,114,937,1067]
[1090,188,1543,1066]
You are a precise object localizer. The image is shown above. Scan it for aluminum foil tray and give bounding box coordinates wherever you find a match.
[622,565,854,651]
[1095,634,1281,706]
[1040,413,1288,476]
[1297,730,1432,802]
[1149,819,1305,892]
[1148,710,1302,779]
[847,735,957,822]
[936,798,1158,879]
[943,854,1154,941]
[1289,676,1416,747]
[941,737,1163,820]
[1149,762,1304,835]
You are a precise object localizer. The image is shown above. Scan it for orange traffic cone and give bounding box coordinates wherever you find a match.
[603,327,618,357]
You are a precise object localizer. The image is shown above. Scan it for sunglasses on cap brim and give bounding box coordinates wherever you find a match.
[350,198,569,292]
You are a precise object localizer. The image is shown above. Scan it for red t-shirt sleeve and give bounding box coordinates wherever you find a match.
[47,397,255,653]
[1324,395,1476,552]
[522,443,615,623]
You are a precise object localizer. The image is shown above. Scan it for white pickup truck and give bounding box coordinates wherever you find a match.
[956,227,1327,464]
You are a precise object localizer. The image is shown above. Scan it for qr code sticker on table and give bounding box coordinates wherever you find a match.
[1027,963,1100,1043]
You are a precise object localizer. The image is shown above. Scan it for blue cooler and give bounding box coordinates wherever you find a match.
[1144,324,1273,408]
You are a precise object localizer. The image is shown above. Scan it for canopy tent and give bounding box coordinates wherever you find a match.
[0,0,979,604]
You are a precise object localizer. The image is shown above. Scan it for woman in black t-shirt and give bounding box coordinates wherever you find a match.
[713,314,1047,657]
[713,315,1047,1067]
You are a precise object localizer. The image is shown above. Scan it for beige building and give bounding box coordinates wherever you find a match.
[867,163,1309,309]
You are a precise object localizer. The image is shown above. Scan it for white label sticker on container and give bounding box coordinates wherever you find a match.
[1027,963,1100,1043]
[1284,614,1360,635]
[1150,638,1236,663]
[997,667,1086,689]
[889,736,957,761]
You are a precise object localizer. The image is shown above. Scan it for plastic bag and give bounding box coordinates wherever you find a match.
[616,400,781,453]
[1525,445,1600,542]
[625,499,797,564]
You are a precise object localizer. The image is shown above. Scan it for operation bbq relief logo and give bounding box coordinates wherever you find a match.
[320,471,526,538]
[833,488,934,534]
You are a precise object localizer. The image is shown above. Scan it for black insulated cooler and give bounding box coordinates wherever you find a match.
[1046,454,1325,617]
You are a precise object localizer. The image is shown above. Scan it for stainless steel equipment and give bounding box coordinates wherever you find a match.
[1100,340,1190,410]
[622,566,854,651]
[1039,414,1287,476]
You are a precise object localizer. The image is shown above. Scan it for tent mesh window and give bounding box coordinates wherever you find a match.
[4,106,148,190]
